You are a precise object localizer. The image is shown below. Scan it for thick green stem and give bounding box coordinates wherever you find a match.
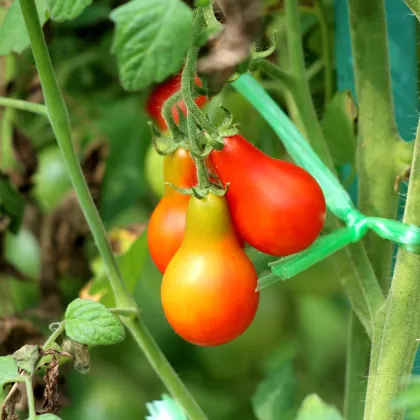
[363,121,420,420]
[344,314,370,420]
[314,0,333,106]
[284,0,333,167]
[182,9,211,190]
[25,378,36,420]
[349,0,399,290]
[0,97,48,117]
[19,1,207,418]
[124,317,207,420]
[404,0,420,21]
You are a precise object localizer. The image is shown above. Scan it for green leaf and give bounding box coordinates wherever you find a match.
[88,228,148,307]
[295,394,343,420]
[64,299,126,346]
[36,414,62,419]
[0,356,21,387]
[110,0,193,91]
[12,345,40,375]
[0,0,48,56]
[252,359,296,420]
[45,0,92,22]
[321,91,357,166]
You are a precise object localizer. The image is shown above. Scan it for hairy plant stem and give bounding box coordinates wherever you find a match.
[404,0,420,21]
[284,0,332,167]
[363,123,420,420]
[161,91,184,138]
[349,0,399,289]
[283,1,384,417]
[314,0,333,107]
[346,1,402,418]
[344,314,370,420]
[42,323,65,351]
[19,1,207,418]
[181,9,211,190]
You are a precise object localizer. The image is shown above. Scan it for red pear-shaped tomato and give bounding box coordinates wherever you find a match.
[146,73,207,131]
[161,193,259,346]
[210,134,326,256]
[147,148,197,273]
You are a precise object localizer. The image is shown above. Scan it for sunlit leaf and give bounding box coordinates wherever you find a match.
[64,299,125,346]
[45,0,92,21]
[110,0,193,91]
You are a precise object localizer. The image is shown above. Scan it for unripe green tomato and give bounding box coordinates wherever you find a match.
[144,144,164,197]
[33,146,72,212]
[5,228,40,279]
[5,228,41,312]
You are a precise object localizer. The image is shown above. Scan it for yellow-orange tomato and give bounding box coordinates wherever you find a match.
[161,193,259,346]
[147,148,197,273]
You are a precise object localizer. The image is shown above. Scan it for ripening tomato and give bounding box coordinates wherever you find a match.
[144,144,164,197]
[210,134,326,256]
[161,193,259,346]
[33,146,72,212]
[146,73,207,131]
[147,148,197,273]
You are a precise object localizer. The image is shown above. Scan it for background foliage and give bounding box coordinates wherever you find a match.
[1,0,417,419]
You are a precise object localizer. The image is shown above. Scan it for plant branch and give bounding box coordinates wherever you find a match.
[25,377,36,420]
[404,0,420,21]
[124,317,207,420]
[363,120,420,420]
[344,314,370,420]
[203,2,220,29]
[314,0,333,106]
[182,9,211,190]
[0,97,48,117]
[19,2,207,418]
[284,0,333,167]
[349,0,399,290]
[42,323,65,351]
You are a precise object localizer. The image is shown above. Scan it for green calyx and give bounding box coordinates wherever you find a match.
[165,182,227,200]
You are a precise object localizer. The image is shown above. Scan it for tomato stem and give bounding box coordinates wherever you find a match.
[0,97,48,117]
[181,9,212,191]
[349,0,417,417]
[18,1,208,418]
[161,91,184,139]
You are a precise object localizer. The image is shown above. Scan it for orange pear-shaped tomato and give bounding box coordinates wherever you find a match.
[147,148,197,273]
[161,193,259,346]
[210,134,326,256]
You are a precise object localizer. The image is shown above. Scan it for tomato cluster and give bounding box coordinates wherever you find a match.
[146,74,326,347]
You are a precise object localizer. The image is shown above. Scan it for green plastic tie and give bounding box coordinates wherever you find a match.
[232,74,420,289]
